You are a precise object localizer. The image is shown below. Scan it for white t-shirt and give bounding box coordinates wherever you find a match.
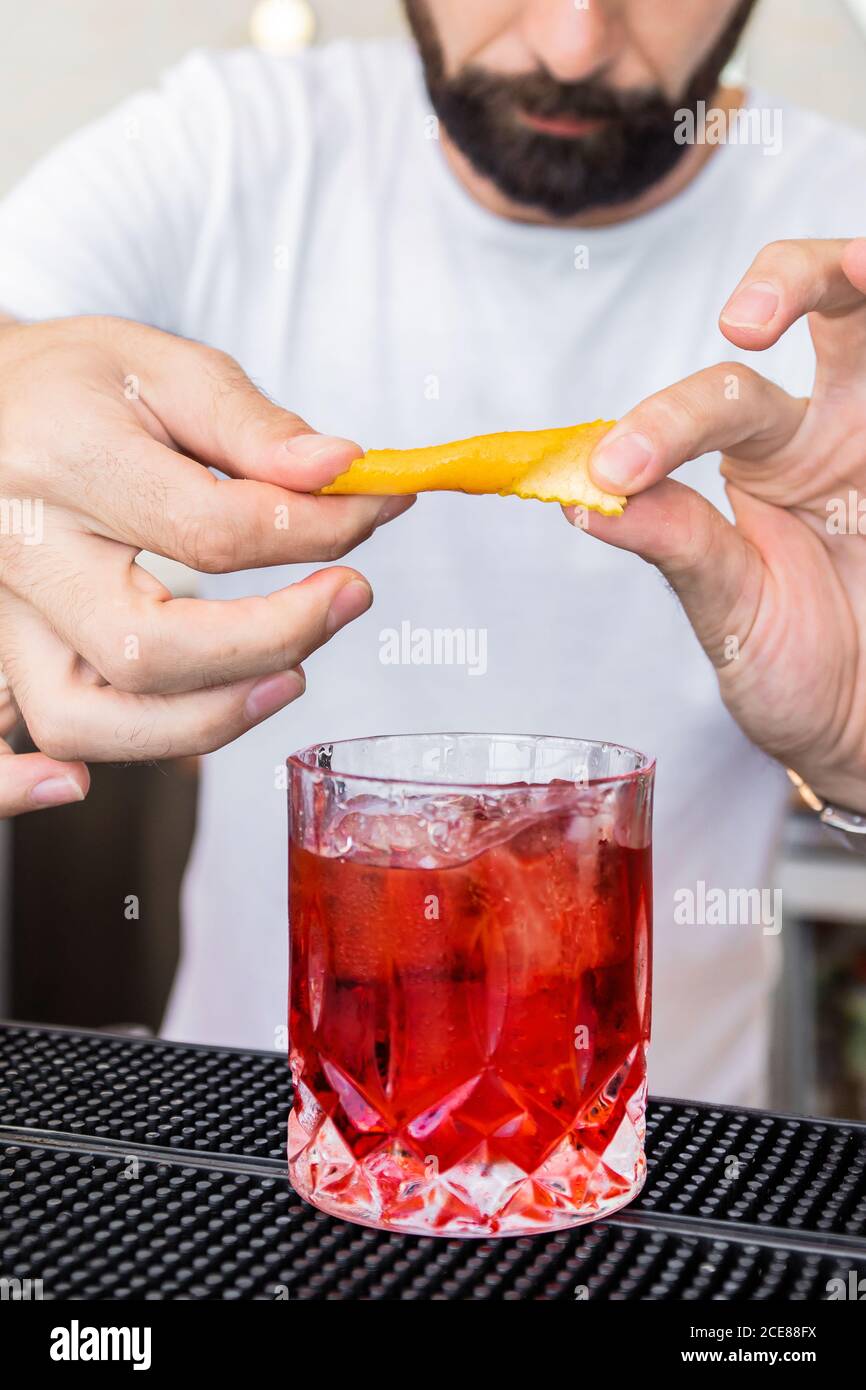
[1,40,864,1105]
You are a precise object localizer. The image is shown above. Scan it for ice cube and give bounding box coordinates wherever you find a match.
[319,791,533,869]
[334,799,431,863]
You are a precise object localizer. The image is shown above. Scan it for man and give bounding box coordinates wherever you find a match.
[0,0,864,1104]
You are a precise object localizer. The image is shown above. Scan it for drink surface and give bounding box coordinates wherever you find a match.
[288,793,652,1236]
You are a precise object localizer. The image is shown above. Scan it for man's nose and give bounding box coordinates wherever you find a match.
[519,0,624,83]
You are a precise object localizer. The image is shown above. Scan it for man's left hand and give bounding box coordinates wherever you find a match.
[569,237,866,813]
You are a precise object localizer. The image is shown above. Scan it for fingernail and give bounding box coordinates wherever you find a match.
[245,669,306,723]
[285,433,340,460]
[30,775,86,807]
[325,578,372,637]
[721,281,779,328]
[283,434,362,488]
[285,434,360,464]
[592,432,654,489]
[374,496,416,527]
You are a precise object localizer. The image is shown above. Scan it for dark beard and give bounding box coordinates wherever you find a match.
[404,0,758,219]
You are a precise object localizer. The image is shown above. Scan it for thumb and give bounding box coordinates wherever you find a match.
[0,739,90,817]
[126,327,362,491]
[0,684,89,816]
[565,479,763,667]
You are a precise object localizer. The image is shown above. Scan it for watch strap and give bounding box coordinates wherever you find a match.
[786,768,866,842]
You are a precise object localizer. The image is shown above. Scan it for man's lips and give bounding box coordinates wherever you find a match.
[517,109,610,138]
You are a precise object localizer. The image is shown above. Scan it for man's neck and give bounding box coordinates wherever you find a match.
[439,85,745,230]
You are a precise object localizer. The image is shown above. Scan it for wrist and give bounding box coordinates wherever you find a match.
[787,767,866,824]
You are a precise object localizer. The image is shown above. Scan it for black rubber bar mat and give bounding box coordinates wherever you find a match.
[2,1023,865,1300]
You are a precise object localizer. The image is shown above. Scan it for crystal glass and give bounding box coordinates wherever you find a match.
[287,732,654,1238]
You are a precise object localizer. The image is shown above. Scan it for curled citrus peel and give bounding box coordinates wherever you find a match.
[319,420,625,515]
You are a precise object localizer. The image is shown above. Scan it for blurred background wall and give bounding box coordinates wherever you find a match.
[2,0,866,1110]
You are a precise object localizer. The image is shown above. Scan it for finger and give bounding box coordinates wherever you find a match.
[565,479,764,665]
[842,237,866,297]
[7,433,414,574]
[138,568,373,693]
[1,530,374,694]
[0,592,309,761]
[0,736,89,816]
[106,322,363,490]
[589,362,805,495]
[0,668,89,811]
[0,668,18,736]
[719,237,866,388]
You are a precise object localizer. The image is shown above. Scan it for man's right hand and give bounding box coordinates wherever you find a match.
[0,315,411,810]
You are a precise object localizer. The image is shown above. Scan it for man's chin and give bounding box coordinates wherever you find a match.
[449,135,687,222]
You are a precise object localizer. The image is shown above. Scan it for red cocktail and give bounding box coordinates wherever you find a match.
[287,733,654,1237]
